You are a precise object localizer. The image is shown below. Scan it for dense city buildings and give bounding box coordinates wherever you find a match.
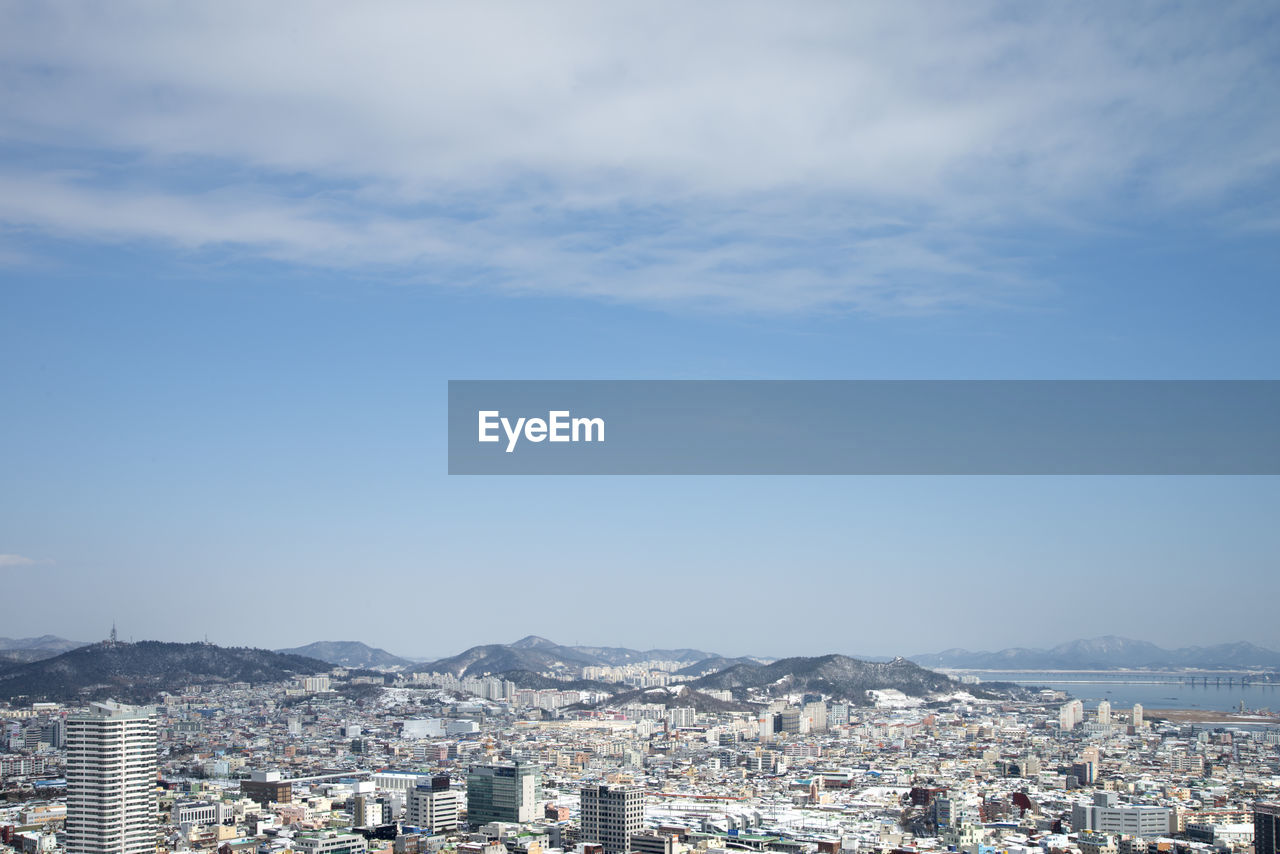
[5,650,1280,854]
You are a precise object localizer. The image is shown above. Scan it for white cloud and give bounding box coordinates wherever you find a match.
[0,2,1275,311]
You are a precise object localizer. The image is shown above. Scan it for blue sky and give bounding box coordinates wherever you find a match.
[1,2,1278,658]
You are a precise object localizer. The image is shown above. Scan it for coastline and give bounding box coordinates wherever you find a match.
[1146,708,1280,725]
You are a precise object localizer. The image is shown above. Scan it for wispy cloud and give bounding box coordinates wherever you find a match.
[0,2,1275,312]
[0,554,52,568]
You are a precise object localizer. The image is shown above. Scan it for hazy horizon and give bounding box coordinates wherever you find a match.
[7,631,1280,665]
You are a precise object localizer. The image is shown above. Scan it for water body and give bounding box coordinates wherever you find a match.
[965,670,1280,714]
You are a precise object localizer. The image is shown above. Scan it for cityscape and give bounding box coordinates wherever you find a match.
[3,7,1278,854]
[4,633,1280,854]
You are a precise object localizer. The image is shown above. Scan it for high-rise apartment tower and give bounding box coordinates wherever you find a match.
[65,702,158,854]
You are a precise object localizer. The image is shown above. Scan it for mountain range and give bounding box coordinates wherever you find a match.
[304,634,1280,674]
[0,634,960,707]
[415,638,959,705]
[0,635,87,652]
[910,636,1280,670]
[538,639,722,667]
[0,635,89,666]
[263,635,727,676]
[416,635,724,677]
[581,684,750,713]
[0,641,330,703]
[275,640,413,669]
[675,655,762,678]
[4,634,1276,705]
[689,654,960,704]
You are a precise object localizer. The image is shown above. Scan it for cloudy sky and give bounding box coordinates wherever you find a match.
[2,2,1278,658]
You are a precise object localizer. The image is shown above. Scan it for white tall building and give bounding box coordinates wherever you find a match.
[1096,700,1112,725]
[407,777,459,832]
[1060,699,1084,730]
[65,701,157,854]
[1132,703,1144,728]
[667,707,696,728]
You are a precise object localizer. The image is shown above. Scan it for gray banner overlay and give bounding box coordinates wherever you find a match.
[447,381,1280,475]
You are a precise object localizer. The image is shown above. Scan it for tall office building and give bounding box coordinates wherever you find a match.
[1255,802,1280,854]
[580,784,643,854]
[466,761,539,825]
[408,775,459,832]
[65,701,158,854]
[1132,704,1144,728]
[1096,700,1111,725]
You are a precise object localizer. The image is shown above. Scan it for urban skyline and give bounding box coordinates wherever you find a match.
[3,5,1279,854]
[6,646,1280,854]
